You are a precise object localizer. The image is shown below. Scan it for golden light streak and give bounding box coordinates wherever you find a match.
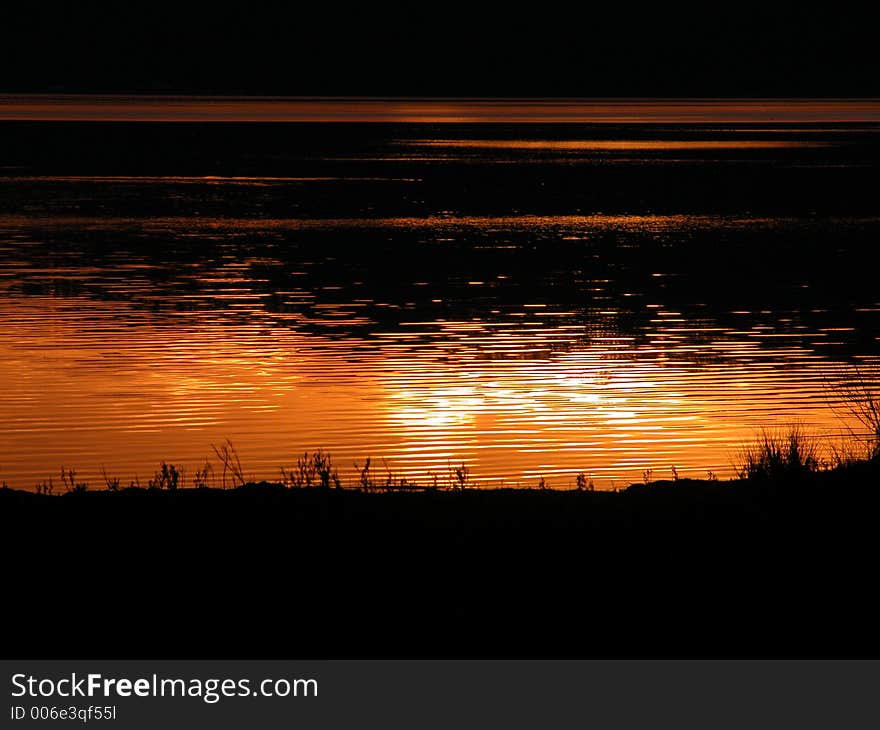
[2,96,880,123]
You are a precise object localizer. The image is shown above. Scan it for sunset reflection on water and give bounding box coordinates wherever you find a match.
[1,116,879,489]
[399,139,828,151]
[0,214,875,490]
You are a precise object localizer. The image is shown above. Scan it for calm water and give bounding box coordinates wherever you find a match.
[1,117,879,488]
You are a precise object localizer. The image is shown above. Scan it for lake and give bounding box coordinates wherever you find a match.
[1,104,879,488]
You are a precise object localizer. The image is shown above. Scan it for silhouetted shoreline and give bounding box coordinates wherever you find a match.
[3,462,879,658]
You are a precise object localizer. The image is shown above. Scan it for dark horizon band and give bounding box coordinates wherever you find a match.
[3,96,880,123]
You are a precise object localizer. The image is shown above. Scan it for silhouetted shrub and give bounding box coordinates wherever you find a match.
[448,462,471,490]
[192,460,213,489]
[212,439,246,488]
[60,467,88,493]
[148,462,181,490]
[101,467,120,491]
[829,366,880,461]
[281,450,339,489]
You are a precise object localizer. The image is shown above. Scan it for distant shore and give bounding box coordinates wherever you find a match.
[6,96,880,123]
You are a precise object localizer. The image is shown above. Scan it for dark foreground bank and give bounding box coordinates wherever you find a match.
[2,465,879,658]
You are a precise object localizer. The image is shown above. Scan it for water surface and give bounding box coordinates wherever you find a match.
[0,117,878,488]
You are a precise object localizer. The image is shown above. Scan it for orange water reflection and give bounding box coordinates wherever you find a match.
[0,291,870,491]
[400,139,827,150]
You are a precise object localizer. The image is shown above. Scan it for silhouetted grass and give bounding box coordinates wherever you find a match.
[17,403,880,496]
[734,425,822,480]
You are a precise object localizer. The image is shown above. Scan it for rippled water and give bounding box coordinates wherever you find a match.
[1,121,879,488]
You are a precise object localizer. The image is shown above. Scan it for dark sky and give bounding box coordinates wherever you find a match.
[4,5,878,97]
